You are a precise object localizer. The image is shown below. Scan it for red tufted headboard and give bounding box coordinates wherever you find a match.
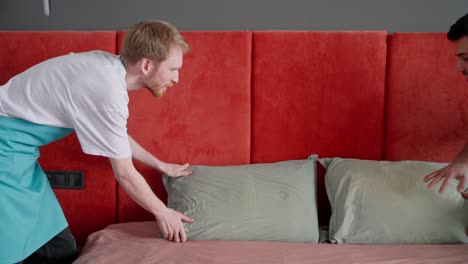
[1,30,465,244]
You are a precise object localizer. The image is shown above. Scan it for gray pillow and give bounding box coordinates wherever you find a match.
[320,158,468,244]
[163,159,319,242]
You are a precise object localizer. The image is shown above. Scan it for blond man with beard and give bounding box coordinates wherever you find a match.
[0,20,194,264]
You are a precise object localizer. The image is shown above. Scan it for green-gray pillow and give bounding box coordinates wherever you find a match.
[320,158,468,244]
[163,159,319,242]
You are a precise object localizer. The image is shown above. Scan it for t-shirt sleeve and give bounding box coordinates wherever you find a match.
[72,107,131,159]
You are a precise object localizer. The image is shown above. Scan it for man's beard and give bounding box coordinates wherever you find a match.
[148,83,172,97]
[153,87,167,97]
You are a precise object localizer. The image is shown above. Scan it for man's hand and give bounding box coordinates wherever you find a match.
[462,191,468,199]
[423,162,468,194]
[155,208,194,243]
[127,136,192,177]
[160,162,192,177]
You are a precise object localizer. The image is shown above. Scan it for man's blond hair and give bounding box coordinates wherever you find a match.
[120,20,189,64]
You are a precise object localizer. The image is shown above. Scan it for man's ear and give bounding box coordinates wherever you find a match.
[139,58,153,76]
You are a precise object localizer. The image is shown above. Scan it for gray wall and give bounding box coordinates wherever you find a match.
[1,0,467,32]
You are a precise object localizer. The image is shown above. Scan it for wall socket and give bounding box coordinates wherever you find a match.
[45,170,84,189]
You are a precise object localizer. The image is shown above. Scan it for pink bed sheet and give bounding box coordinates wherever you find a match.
[74,222,468,264]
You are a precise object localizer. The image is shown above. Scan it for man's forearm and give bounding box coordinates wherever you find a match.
[110,158,166,216]
[128,135,164,170]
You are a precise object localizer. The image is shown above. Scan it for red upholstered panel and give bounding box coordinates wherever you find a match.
[0,31,117,244]
[251,31,387,225]
[385,33,468,162]
[117,31,252,222]
[251,31,387,162]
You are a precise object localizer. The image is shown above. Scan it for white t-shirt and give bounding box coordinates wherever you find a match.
[0,50,131,159]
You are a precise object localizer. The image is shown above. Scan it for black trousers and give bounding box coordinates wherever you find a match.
[18,227,78,264]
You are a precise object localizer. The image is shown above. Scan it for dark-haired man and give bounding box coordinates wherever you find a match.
[424,13,468,198]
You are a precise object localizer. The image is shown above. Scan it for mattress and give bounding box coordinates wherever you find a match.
[74,222,468,264]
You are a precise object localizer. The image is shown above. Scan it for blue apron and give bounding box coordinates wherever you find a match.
[0,116,74,264]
